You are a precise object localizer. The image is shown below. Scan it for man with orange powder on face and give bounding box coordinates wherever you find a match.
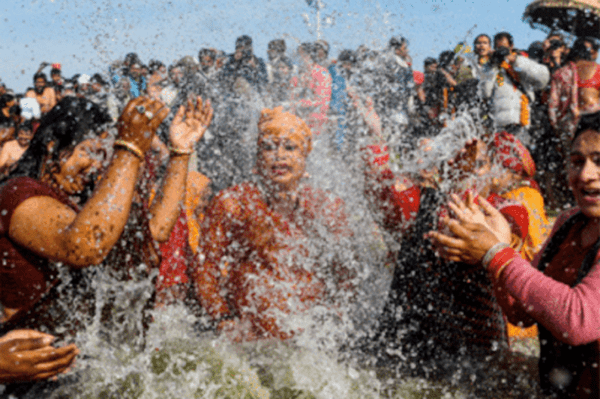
[193,107,354,341]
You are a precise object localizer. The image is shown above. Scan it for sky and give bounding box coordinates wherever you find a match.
[0,0,550,92]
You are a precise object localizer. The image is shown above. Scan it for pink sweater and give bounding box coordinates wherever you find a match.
[491,208,600,347]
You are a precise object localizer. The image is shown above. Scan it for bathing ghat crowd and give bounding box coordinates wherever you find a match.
[1,30,600,398]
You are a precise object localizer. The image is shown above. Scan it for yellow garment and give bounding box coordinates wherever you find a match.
[503,185,550,339]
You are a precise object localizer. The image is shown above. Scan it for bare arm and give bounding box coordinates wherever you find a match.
[148,97,213,242]
[9,97,169,267]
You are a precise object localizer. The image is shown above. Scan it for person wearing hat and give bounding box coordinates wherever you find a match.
[220,35,267,92]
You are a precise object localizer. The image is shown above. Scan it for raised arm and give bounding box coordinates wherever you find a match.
[8,97,168,267]
[148,96,213,242]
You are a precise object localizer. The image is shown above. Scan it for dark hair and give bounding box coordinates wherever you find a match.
[33,72,47,83]
[389,36,408,49]
[493,32,514,48]
[268,39,286,53]
[198,48,216,61]
[0,94,15,108]
[91,73,108,86]
[148,59,165,74]
[527,41,545,63]
[50,68,61,76]
[546,31,565,42]
[424,57,438,67]
[298,42,317,63]
[567,37,599,63]
[473,34,491,46]
[573,111,600,142]
[338,49,356,64]
[124,52,140,66]
[235,35,252,49]
[438,50,456,70]
[6,97,111,182]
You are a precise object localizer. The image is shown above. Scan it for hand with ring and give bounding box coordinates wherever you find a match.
[117,97,169,154]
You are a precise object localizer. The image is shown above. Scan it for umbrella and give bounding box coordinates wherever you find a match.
[523,0,600,38]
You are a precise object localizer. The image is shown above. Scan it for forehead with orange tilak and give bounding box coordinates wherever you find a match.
[257,107,312,155]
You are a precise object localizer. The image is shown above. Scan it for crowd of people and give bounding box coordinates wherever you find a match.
[0,29,599,398]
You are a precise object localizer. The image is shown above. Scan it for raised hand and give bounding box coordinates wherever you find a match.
[117,97,169,153]
[169,96,213,153]
[0,330,79,383]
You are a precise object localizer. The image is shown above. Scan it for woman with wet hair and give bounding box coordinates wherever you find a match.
[0,94,212,385]
[429,111,600,398]
[193,107,353,341]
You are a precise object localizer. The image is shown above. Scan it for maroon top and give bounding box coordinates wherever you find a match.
[0,177,75,312]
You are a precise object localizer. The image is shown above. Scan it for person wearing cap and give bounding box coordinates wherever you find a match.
[75,74,93,98]
[25,73,57,115]
[193,107,354,341]
[220,35,267,92]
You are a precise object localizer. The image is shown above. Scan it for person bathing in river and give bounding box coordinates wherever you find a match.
[193,107,354,342]
[0,95,212,386]
[429,111,600,398]
[356,101,529,384]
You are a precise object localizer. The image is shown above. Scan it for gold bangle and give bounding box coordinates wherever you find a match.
[114,139,144,160]
[169,147,193,157]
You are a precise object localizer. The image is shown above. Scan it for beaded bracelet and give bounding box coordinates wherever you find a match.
[482,242,510,270]
[114,139,144,160]
[169,146,194,157]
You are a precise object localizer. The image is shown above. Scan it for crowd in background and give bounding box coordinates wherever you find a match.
[2,28,600,398]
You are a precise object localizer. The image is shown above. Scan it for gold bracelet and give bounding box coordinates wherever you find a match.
[169,147,193,156]
[114,139,144,160]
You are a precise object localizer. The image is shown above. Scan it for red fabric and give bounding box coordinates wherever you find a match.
[578,64,600,89]
[0,177,75,310]
[193,182,352,340]
[486,192,529,240]
[413,70,425,85]
[156,209,191,291]
[290,64,332,133]
[492,131,536,177]
[366,144,390,166]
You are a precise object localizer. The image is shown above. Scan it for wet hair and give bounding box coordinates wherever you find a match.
[338,49,356,64]
[566,37,599,63]
[573,111,600,143]
[493,32,514,48]
[33,72,48,83]
[6,97,111,182]
[473,34,491,46]
[546,31,565,42]
[50,68,61,76]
